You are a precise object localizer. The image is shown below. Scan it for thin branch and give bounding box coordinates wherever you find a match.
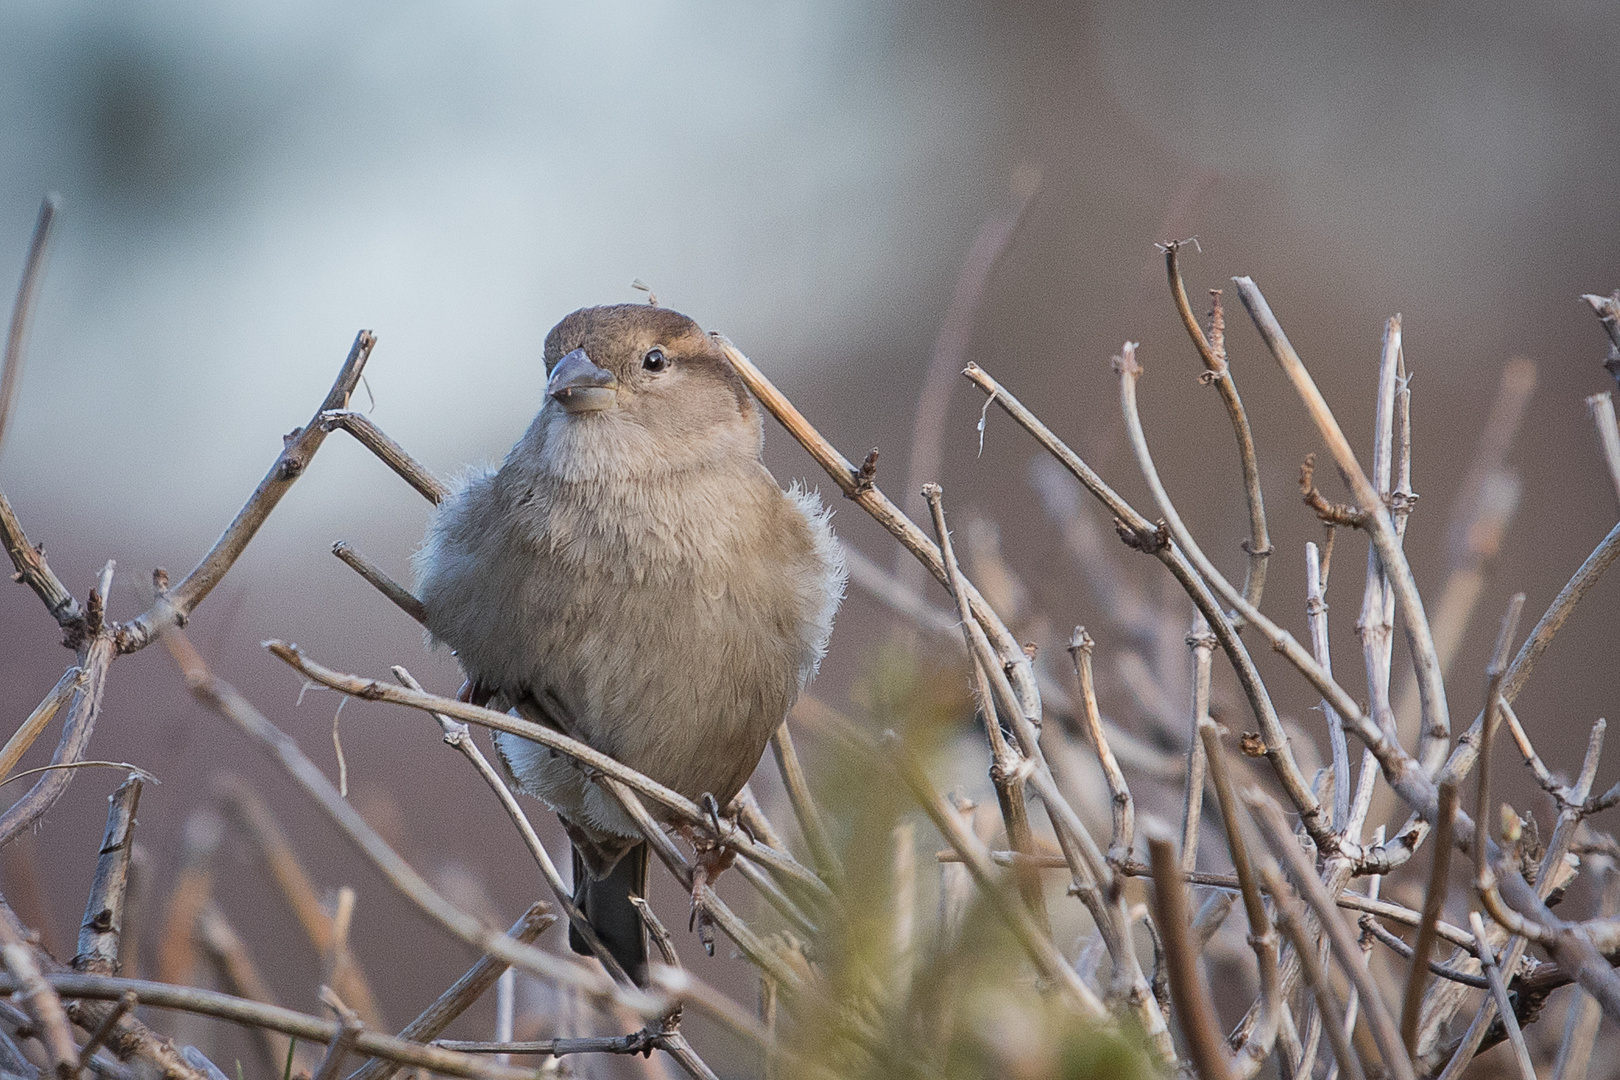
[195,901,298,1077]
[331,543,426,623]
[0,194,59,461]
[769,722,843,887]
[1247,791,1416,1080]
[1259,864,1367,1080]
[1234,277,1452,775]
[1357,917,1487,989]
[1305,542,1349,831]
[1586,392,1620,509]
[318,410,448,504]
[1163,242,1271,608]
[348,903,554,1080]
[923,484,1049,927]
[77,991,136,1073]
[715,336,1047,736]
[0,667,83,780]
[882,731,1106,1018]
[1145,828,1234,1080]
[1469,912,1536,1080]
[0,631,114,845]
[268,642,831,904]
[388,666,632,986]
[117,330,378,653]
[72,772,143,975]
[0,491,83,630]
[1181,615,1214,872]
[1583,292,1620,387]
[1198,721,1280,1074]
[1068,628,1133,866]
[0,972,542,1080]
[1400,779,1456,1053]
[0,908,77,1079]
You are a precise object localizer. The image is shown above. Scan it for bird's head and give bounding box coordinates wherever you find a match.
[528,304,762,477]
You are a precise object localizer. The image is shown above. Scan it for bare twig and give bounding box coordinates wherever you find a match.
[73,772,143,976]
[1304,542,1349,831]
[923,484,1049,928]
[1583,292,1620,387]
[1259,865,1366,1080]
[1163,242,1271,608]
[1400,779,1456,1054]
[349,904,553,1080]
[1145,828,1234,1080]
[0,195,59,461]
[0,971,541,1080]
[0,492,82,630]
[1586,392,1620,508]
[118,330,378,653]
[318,410,449,504]
[0,910,77,1078]
[0,631,114,846]
[0,667,83,780]
[769,722,843,887]
[1068,629,1133,867]
[1175,620,1213,880]
[1468,912,1536,1080]
[1247,791,1416,1080]
[331,543,426,623]
[1198,721,1280,1074]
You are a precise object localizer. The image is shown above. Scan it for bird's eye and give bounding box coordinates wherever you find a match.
[642,347,667,372]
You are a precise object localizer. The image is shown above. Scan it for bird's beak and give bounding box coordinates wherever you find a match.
[547,349,619,414]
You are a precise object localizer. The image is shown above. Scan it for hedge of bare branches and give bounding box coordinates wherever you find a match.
[4,187,1620,1080]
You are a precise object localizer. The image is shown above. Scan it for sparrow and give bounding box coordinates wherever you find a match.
[413,304,844,983]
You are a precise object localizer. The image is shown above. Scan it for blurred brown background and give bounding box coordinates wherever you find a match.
[1,0,1617,1074]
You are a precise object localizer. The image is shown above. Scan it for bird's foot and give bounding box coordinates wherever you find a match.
[683,799,743,958]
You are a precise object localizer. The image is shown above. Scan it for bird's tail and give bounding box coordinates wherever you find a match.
[571,840,650,985]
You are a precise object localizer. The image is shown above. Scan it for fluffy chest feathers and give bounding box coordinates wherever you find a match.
[413,428,843,820]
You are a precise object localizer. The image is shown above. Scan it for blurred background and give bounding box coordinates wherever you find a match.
[1,0,1618,1075]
